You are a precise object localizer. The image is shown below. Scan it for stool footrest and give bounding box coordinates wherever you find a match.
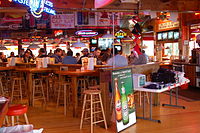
[93,120,104,124]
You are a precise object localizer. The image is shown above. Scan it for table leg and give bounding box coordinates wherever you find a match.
[137,92,161,123]
[27,72,32,106]
[71,76,78,117]
[162,88,185,109]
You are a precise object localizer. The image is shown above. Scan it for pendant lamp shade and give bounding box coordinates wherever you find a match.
[71,39,86,47]
[102,31,115,39]
[0,45,8,50]
[28,41,40,49]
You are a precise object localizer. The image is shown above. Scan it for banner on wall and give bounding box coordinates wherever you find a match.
[112,68,136,132]
[97,12,121,26]
[50,14,75,29]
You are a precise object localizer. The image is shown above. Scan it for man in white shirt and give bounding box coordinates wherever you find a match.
[107,48,128,68]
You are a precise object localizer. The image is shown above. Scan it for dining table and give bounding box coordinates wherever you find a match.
[54,70,99,117]
[15,67,54,106]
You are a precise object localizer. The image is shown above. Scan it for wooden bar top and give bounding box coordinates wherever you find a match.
[15,67,54,73]
[0,66,15,71]
[55,70,99,76]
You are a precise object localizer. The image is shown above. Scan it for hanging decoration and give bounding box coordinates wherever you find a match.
[128,16,142,55]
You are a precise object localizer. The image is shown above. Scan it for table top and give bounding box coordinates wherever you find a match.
[0,66,15,71]
[134,78,190,93]
[55,70,99,77]
[15,67,54,73]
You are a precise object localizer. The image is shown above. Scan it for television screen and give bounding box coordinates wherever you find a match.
[157,33,162,40]
[162,32,168,40]
[98,38,113,50]
[91,39,97,44]
[168,31,174,39]
[174,31,179,40]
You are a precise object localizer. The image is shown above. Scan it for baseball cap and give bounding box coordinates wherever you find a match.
[81,48,89,52]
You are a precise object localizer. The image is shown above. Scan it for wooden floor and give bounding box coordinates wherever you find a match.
[17,93,200,133]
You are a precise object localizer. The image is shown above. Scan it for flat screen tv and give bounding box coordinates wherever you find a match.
[174,31,179,40]
[98,38,113,50]
[157,33,162,40]
[168,31,174,39]
[162,32,168,40]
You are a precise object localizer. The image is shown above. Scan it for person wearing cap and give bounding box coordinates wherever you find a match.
[77,48,89,64]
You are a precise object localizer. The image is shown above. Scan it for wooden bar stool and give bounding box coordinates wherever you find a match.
[41,75,50,102]
[32,78,46,106]
[56,81,71,116]
[80,90,107,133]
[6,104,29,126]
[134,91,150,106]
[11,77,23,103]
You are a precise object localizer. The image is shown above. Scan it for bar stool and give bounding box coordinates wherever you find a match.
[134,91,150,106]
[32,78,46,106]
[6,104,29,126]
[80,90,107,133]
[56,81,71,116]
[11,77,23,103]
[78,76,89,100]
[41,75,50,101]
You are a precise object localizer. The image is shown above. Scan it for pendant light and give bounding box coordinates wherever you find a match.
[102,31,115,39]
[71,39,86,47]
[27,41,40,49]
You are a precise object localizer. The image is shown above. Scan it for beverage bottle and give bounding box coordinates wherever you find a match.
[121,82,129,125]
[114,78,122,122]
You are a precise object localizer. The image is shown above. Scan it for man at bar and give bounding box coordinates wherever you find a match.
[77,48,89,64]
[63,49,77,64]
[107,48,128,68]
[37,48,47,58]
[93,48,102,65]
[51,48,63,64]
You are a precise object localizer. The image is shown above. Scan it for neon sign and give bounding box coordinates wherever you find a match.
[115,30,127,38]
[75,30,98,37]
[13,0,56,18]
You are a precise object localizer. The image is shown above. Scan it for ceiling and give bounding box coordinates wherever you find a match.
[0,0,200,12]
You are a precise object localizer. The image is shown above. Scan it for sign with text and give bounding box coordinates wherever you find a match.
[115,30,127,38]
[13,0,56,18]
[112,68,136,132]
[158,21,179,31]
[97,12,120,26]
[50,14,75,29]
[75,30,98,37]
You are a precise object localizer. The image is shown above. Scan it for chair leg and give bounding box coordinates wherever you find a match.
[99,94,108,129]
[40,81,46,105]
[32,80,35,107]
[24,113,29,124]
[80,94,87,129]
[56,84,61,108]
[5,116,9,125]
[19,80,23,101]
[11,116,15,126]
[90,94,93,133]
[64,85,67,116]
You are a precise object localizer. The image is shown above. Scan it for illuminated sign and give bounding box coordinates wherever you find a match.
[158,21,179,31]
[115,30,127,38]
[13,0,56,18]
[75,30,98,37]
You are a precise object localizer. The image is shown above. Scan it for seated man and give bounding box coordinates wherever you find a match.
[51,48,63,64]
[63,50,77,64]
[107,48,128,68]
